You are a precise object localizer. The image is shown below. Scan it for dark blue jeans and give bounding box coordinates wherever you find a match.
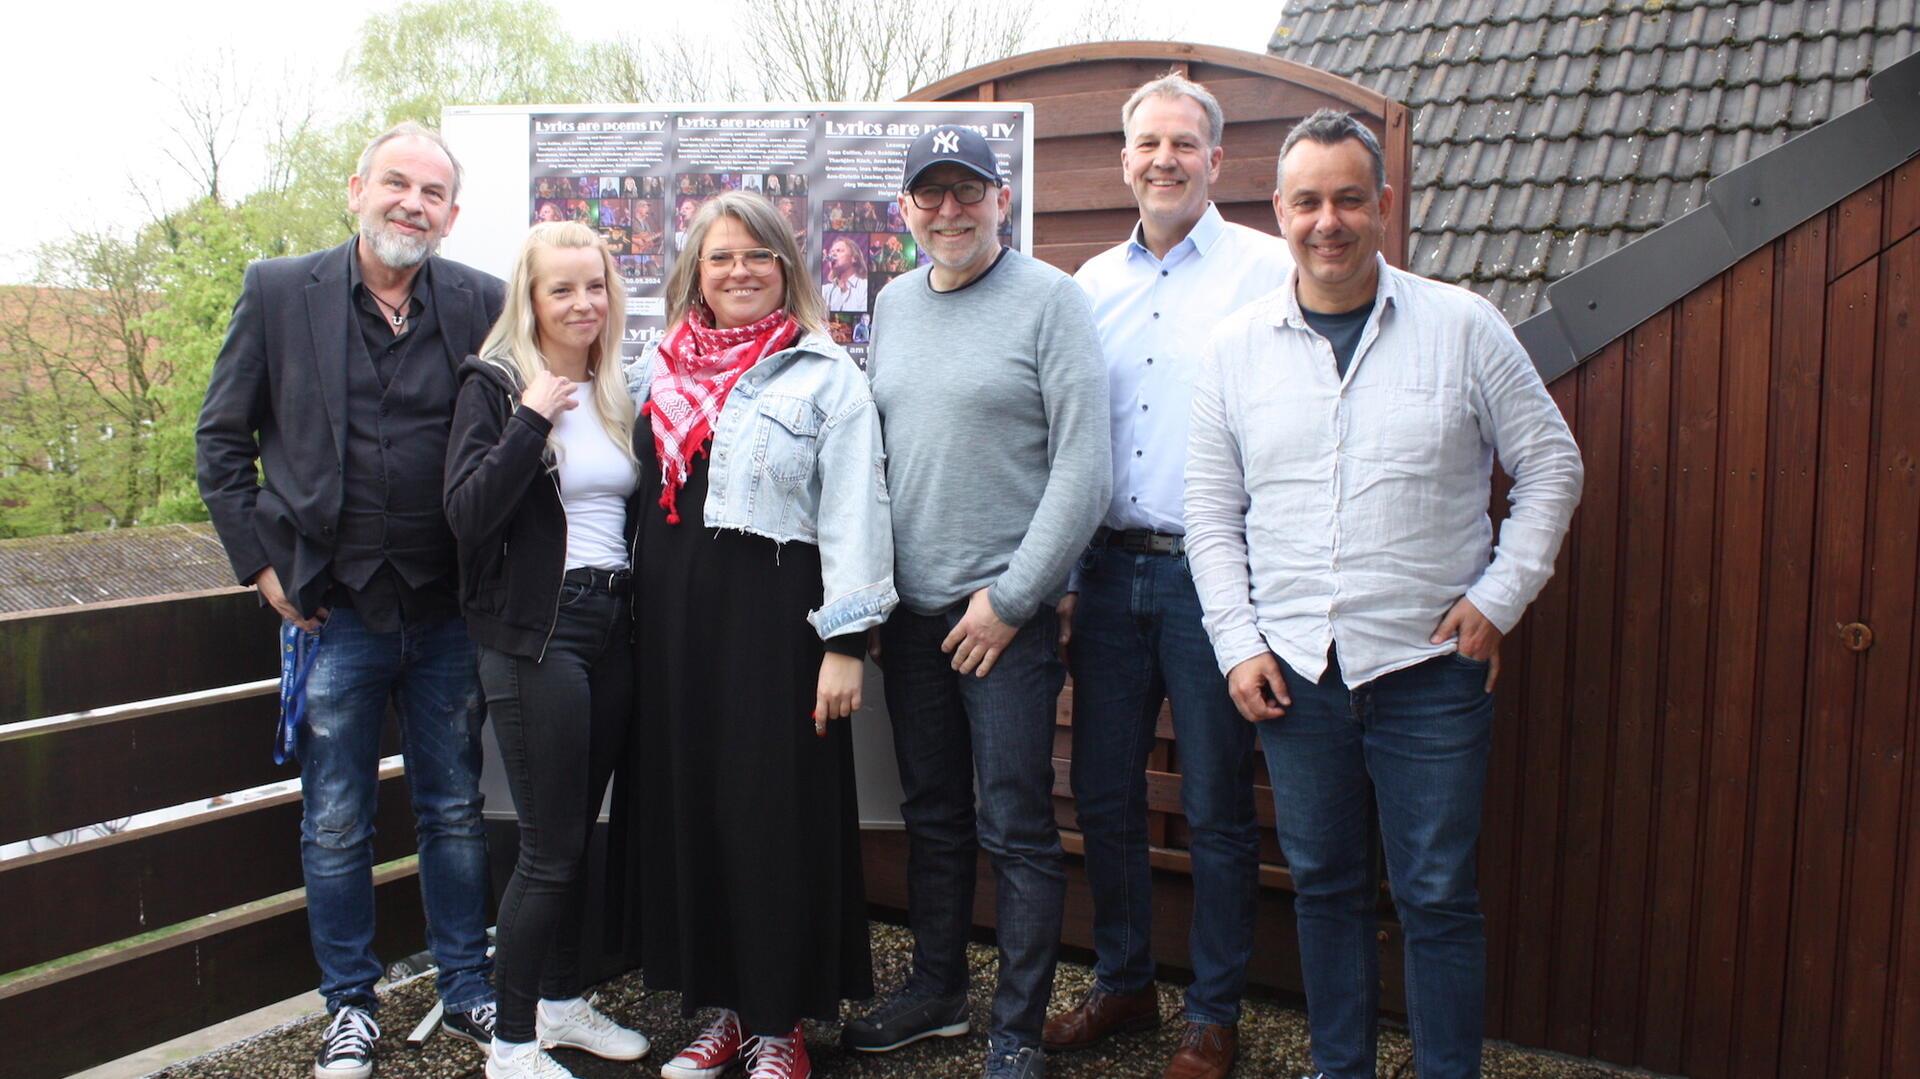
[481,581,631,1043]
[298,606,494,1015]
[880,603,1067,1052]
[1068,546,1259,1025]
[1258,647,1494,1079]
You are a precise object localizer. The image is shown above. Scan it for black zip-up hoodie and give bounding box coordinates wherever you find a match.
[444,353,640,659]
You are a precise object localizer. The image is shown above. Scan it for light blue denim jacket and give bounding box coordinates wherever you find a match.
[627,331,898,640]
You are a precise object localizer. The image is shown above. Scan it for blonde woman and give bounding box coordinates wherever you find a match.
[444,222,650,1079]
[624,191,895,1079]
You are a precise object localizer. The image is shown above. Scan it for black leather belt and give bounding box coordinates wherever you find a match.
[1093,526,1185,556]
[564,566,632,595]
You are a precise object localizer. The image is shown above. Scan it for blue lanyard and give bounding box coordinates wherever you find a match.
[276,621,323,765]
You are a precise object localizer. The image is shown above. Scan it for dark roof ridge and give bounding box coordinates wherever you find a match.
[1284,0,1791,18]
[1381,71,1876,111]
[1513,46,1920,380]
[1414,118,1829,149]
[1300,15,1881,52]
[1418,173,1721,193]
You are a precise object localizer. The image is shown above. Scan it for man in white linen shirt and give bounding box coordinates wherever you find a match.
[1041,72,1292,1079]
[1183,109,1582,1079]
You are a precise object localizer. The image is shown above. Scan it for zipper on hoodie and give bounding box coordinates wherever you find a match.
[625,503,642,635]
[490,359,569,665]
[536,463,567,663]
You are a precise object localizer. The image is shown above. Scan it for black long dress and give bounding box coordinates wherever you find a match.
[624,438,873,1036]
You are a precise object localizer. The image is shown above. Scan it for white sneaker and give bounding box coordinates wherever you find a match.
[662,1010,744,1079]
[485,1040,577,1079]
[537,996,650,1061]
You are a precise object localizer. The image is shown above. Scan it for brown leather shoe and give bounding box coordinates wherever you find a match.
[1041,985,1160,1051]
[1162,1021,1237,1079]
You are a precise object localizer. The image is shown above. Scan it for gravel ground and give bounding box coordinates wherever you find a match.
[154,923,1644,1078]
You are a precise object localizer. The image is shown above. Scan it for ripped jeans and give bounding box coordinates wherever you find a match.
[297,606,494,1015]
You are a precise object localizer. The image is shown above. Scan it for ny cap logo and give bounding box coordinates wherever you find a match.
[932,129,961,154]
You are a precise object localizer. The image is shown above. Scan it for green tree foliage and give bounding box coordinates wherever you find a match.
[349,0,601,124]
[143,194,354,523]
[0,232,165,534]
[2,0,1170,537]
[141,115,361,523]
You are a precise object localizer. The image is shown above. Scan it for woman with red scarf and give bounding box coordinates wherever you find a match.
[622,191,896,1079]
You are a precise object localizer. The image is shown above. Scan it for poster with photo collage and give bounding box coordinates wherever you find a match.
[528,105,1032,364]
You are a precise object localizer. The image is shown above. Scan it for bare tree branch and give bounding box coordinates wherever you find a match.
[151,49,254,204]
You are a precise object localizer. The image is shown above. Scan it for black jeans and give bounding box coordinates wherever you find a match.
[879,604,1067,1052]
[480,578,632,1043]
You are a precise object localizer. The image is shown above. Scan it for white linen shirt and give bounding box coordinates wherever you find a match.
[1184,255,1583,688]
[1074,204,1293,535]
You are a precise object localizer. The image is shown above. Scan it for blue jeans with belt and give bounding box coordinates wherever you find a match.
[880,603,1067,1053]
[1258,646,1494,1079]
[297,606,494,1015]
[1068,544,1260,1025]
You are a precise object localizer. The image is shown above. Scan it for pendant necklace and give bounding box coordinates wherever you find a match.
[368,288,409,329]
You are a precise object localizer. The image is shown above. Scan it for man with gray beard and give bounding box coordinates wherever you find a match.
[197,122,506,1079]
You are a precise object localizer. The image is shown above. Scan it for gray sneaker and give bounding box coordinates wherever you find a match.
[983,1043,1046,1078]
[841,988,971,1052]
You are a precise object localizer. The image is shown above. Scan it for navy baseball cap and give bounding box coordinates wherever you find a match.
[901,125,1002,190]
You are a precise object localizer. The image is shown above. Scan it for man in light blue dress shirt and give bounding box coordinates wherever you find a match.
[1041,72,1293,1079]
[1186,110,1583,1079]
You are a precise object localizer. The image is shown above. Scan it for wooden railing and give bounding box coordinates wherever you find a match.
[0,586,1403,1079]
[0,589,426,1079]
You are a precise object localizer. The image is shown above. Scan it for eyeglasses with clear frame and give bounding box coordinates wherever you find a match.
[701,248,782,275]
[907,179,994,210]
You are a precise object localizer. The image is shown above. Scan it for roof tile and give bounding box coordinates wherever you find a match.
[1271,0,1916,318]
[0,523,236,615]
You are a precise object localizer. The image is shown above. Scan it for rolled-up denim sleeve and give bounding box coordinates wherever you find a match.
[808,391,899,640]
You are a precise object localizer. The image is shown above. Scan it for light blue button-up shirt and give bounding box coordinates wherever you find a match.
[1074,204,1294,535]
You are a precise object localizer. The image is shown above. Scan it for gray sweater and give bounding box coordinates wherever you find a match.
[868,248,1112,623]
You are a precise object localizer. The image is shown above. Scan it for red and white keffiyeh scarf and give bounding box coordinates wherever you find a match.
[646,306,801,523]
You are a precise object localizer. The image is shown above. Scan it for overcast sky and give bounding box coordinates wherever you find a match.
[0,1,1282,281]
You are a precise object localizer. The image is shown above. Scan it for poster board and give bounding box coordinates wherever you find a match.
[442,102,1035,365]
[444,103,1034,828]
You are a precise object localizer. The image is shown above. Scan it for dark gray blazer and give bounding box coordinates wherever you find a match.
[195,237,506,619]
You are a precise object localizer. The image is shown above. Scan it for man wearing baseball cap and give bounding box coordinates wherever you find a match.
[845,124,1110,1079]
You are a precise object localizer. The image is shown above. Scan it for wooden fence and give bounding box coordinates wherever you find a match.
[1475,160,1920,1079]
[0,590,425,1078]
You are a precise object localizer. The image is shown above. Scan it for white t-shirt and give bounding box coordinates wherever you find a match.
[550,382,638,569]
[824,274,868,312]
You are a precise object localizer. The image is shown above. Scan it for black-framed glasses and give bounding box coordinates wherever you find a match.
[702,248,782,275]
[907,179,993,210]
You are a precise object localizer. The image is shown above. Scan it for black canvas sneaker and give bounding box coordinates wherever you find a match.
[442,1000,498,1047]
[313,1006,379,1079]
